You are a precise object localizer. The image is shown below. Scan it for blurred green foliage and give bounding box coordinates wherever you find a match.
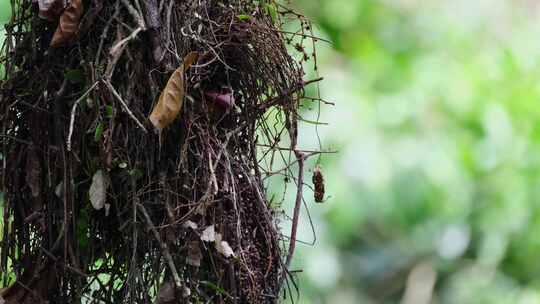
[0,0,9,22]
[287,0,540,303]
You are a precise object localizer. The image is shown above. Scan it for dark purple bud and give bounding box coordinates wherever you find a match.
[205,91,235,109]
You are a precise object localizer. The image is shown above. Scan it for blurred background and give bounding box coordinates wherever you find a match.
[284,0,540,303]
[4,0,540,303]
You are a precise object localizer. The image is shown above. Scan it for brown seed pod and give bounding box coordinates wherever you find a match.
[149,52,199,131]
[312,165,325,203]
[50,0,83,47]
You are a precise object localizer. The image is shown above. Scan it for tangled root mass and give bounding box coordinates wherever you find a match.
[0,0,325,303]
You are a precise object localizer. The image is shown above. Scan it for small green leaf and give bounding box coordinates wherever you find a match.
[105,105,114,118]
[65,69,85,84]
[76,208,90,250]
[265,4,278,24]
[237,14,251,21]
[128,168,144,181]
[200,281,232,298]
[94,122,104,142]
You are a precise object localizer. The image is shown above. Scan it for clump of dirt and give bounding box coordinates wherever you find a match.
[0,0,325,303]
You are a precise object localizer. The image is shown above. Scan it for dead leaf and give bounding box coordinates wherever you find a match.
[187,241,202,267]
[25,148,41,198]
[34,0,66,22]
[153,281,175,304]
[89,170,110,210]
[182,220,198,230]
[200,227,235,258]
[215,233,235,258]
[149,52,198,131]
[50,0,83,47]
[54,181,64,198]
[182,287,191,297]
[217,241,235,258]
[0,294,5,304]
[200,225,216,242]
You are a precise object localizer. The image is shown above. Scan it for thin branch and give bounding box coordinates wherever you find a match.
[283,150,305,272]
[137,203,182,289]
[103,80,148,133]
[67,81,100,151]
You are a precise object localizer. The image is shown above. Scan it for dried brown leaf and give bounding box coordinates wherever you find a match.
[50,0,83,47]
[153,282,175,304]
[149,52,198,131]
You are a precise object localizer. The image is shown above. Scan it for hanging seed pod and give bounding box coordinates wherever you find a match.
[312,165,325,203]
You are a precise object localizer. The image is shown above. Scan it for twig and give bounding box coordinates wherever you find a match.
[106,27,143,79]
[67,81,100,151]
[103,80,148,133]
[108,26,144,63]
[137,203,182,290]
[283,150,305,272]
[256,144,337,154]
[95,0,119,67]
[120,0,146,29]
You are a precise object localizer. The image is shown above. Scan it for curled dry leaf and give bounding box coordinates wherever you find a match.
[200,225,216,242]
[217,241,235,258]
[182,220,198,230]
[200,227,235,258]
[149,52,199,131]
[215,233,235,258]
[312,165,325,203]
[50,0,83,47]
[34,0,66,22]
[89,170,110,210]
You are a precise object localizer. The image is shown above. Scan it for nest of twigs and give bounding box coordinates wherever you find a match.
[0,0,323,303]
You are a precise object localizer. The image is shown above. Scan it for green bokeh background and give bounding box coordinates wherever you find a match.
[4,1,540,303]
[285,0,540,303]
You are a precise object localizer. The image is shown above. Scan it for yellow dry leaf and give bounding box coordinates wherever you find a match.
[149,52,198,131]
[50,0,83,47]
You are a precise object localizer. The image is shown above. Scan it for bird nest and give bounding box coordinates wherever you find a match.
[0,0,325,303]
